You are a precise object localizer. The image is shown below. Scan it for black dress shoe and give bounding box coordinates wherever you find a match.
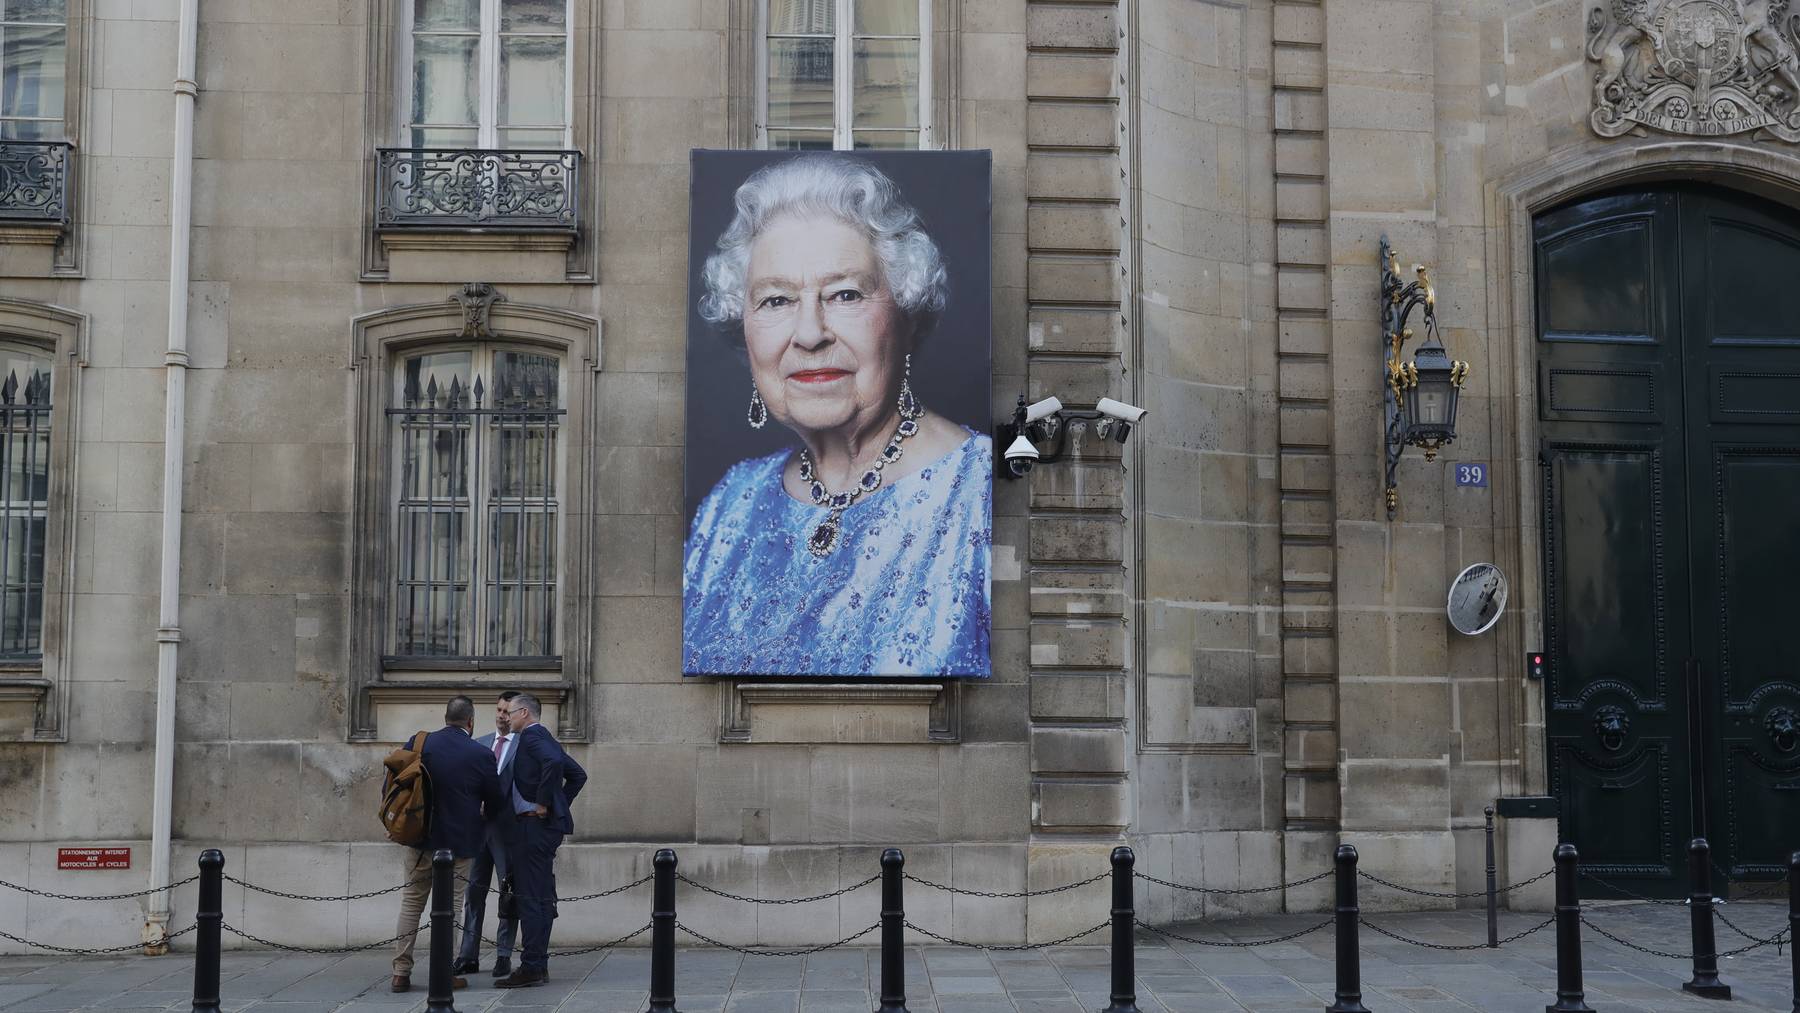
[451,958,479,976]
[494,966,547,989]
[490,956,513,979]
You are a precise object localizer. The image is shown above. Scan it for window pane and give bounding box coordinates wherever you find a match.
[411,33,479,130]
[412,0,477,31]
[766,128,834,150]
[492,351,559,406]
[3,0,65,21]
[768,0,833,34]
[499,35,565,129]
[853,0,917,35]
[1,24,66,123]
[501,0,565,31]
[400,350,472,404]
[767,37,833,129]
[0,118,54,140]
[852,37,917,128]
[852,129,918,149]
[410,124,479,148]
[497,127,564,149]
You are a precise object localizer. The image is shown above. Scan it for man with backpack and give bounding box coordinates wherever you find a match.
[384,695,504,994]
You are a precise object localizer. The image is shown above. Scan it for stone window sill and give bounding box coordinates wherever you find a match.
[0,670,49,741]
[360,678,571,744]
[719,681,960,744]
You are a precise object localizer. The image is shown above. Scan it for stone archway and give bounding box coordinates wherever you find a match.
[1483,140,1800,805]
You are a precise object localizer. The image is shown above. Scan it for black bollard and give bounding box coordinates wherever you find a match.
[650,849,681,1013]
[1102,847,1140,1013]
[1485,806,1499,948]
[1547,844,1592,1013]
[426,849,456,1013]
[1788,851,1797,1013]
[1682,839,1730,999]
[191,849,223,1013]
[878,849,908,1013]
[1326,845,1368,1013]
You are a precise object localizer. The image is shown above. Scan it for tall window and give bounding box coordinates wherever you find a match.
[388,347,563,661]
[1,0,66,140]
[760,0,931,150]
[0,345,49,658]
[403,0,570,149]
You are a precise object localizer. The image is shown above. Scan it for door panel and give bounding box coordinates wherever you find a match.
[1539,185,1800,893]
[1680,190,1800,881]
[1536,191,1691,891]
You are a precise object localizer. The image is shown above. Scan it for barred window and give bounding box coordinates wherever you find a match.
[387,346,563,662]
[402,0,571,149]
[1,0,67,141]
[760,0,931,151]
[0,345,49,658]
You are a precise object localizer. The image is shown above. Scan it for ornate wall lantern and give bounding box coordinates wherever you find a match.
[1381,236,1470,518]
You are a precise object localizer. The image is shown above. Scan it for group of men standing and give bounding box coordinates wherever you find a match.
[390,691,586,992]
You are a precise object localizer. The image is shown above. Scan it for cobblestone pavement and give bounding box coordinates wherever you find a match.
[0,904,1791,1013]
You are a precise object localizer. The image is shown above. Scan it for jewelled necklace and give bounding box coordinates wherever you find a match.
[797,413,921,558]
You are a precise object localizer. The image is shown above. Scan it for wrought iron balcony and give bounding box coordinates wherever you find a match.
[0,141,73,226]
[375,148,580,231]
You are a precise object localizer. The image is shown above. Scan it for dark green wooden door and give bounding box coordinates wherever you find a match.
[1536,185,1800,895]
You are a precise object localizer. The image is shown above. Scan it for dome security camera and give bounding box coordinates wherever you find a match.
[1003,433,1039,478]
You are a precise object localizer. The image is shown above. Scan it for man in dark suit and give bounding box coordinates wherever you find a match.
[493,692,586,989]
[454,690,522,978]
[392,696,503,994]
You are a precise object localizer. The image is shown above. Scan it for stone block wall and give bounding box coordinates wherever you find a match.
[1,0,1779,950]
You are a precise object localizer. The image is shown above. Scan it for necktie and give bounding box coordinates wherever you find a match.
[493,735,506,762]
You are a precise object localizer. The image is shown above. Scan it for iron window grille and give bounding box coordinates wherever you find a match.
[0,364,51,658]
[375,147,579,230]
[0,141,72,225]
[385,350,563,666]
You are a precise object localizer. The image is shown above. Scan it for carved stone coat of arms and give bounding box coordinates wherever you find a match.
[1589,0,1800,140]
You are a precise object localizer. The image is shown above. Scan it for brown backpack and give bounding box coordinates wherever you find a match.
[379,730,432,847]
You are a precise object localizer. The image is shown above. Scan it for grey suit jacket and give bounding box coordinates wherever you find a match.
[474,731,518,851]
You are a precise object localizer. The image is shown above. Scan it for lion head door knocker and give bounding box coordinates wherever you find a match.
[1768,707,1798,754]
[1594,705,1631,752]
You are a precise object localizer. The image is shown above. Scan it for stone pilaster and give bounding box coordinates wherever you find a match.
[1020,0,1130,939]
[1271,0,1339,860]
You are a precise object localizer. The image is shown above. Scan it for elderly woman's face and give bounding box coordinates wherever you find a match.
[742,214,907,436]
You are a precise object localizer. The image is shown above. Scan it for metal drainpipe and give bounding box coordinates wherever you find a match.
[144,0,199,952]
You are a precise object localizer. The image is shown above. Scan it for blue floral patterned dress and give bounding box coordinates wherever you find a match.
[683,431,992,677]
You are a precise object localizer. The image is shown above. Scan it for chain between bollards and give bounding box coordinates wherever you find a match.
[1326,845,1368,1013]
[1788,851,1798,1013]
[1102,847,1139,1013]
[426,850,456,1012]
[191,849,223,1013]
[878,849,908,1013]
[1485,806,1499,948]
[1683,838,1730,1000]
[650,849,681,1013]
[1547,843,1592,1013]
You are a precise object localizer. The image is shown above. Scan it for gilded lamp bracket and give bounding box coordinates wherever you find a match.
[1381,236,1470,519]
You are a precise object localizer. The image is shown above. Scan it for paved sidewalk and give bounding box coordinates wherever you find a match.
[0,904,1791,1013]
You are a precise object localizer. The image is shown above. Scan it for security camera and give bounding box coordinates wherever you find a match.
[1095,397,1147,423]
[1003,433,1039,478]
[1024,396,1063,424]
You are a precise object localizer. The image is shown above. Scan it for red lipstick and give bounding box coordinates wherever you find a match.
[790,369,850,383]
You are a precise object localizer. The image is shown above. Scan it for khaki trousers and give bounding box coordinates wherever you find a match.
[393,849,473,976]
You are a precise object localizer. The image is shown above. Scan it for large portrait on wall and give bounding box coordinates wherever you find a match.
[682,149,993,678]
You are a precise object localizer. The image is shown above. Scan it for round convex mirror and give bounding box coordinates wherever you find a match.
[1446,563,1507,636]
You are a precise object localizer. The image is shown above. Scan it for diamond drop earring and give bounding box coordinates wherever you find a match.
[898,353,921,419]
[747,381,768,429]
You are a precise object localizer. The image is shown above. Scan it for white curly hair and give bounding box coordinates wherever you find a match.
[698,154,948,341]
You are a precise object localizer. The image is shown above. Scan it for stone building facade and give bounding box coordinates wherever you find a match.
[3,0,1797,950]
